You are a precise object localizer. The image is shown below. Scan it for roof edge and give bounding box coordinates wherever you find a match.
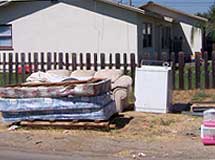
[139,1,208,22]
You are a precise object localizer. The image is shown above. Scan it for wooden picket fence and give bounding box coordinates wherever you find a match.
[0,52,136,86]
[0,51,215,90]
[173,51,215,90]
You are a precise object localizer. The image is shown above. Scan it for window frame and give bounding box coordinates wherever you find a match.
[142,23,153,48]
[0,24,13,50]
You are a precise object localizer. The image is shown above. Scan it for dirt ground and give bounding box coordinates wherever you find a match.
[0,111,214,160]
[0,90,215,159]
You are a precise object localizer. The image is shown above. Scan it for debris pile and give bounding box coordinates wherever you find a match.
[0,79,117,123]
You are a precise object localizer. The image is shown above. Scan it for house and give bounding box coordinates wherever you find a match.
[0,0,207,62]
[139,2,208,60]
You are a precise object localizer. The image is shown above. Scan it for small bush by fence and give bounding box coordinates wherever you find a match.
[0,51,215,91]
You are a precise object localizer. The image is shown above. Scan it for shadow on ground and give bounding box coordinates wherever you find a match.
[110,114,133,129]
[170,103,191,113]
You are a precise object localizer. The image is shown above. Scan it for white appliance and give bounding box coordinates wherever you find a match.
[135,65,172,113]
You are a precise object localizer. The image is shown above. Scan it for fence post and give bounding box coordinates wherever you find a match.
[58,52,63,69]
[178,52,184,90]
[115,53,121,69]
[130,53,136,85]
[72,53,77,71]
[21,53,26,82]
[34,52,38,72]
[15,53,19,83]
[40,52,45,72]
[109,54,113,69]
[93,53,98,71]
[28,52,32,74]
[8,52,13,84]
[195,52,201,89]
[65,53,69,70]
[123,53,128,75]
[86,53,91,70]
[47,52,52,70]
[161,52,168,62]
[212,51,215,88]
[100,53,105,69]
[3,53,6,85]
[80,53,84,70]
[171,52,176,90]
[54,52,57,69]
[204,51,209,89]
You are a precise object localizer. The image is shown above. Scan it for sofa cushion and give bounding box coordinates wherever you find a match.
[46,70,71,77]
[94,69,123,83]
[70,70,96,77]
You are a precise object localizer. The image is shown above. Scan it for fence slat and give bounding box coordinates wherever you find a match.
[94,53,98,71]
[100,53,105,69]
[15,53,19,83]
[188,65,192,90]
[80,53,84,70]
[195,52,201,89]
[3,53,6,85]
[212,51,215,88]
[204,51,209,89]
[47,52,52,70]
[54,52,57,69]
[34,52,38,72]
[123,53,128,75]
[40,52,45,72]
[21,53,26,82]
[109,54,113,69]
[58,52,63,69]
[8,53,13,84]
[161,52,168,62]
[65,53,69,70]
[115,53,120,69]
[130,53,136,85]
[171,52,176,90]
[72,53,77,71]
[178,52,184,90]
[86,53,91,70]
[28,52,32,74]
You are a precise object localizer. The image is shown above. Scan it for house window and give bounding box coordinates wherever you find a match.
[142,23,152,48]
[0,25,12,50]
[161,27,171,49]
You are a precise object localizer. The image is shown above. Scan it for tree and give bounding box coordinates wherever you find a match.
[196,4,215,41]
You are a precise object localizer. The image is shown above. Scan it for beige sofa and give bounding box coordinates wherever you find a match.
[46,69,133,112]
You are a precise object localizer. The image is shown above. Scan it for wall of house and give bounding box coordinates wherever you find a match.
[143,5,203,55]
[180,22,202,54]
[0,0,138,63]
[137,14,172,61]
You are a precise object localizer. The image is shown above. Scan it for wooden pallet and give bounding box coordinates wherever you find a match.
[19,119,116,130]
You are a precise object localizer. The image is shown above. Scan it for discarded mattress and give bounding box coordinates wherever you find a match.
[0,78,111,98]
[0,94,116,122]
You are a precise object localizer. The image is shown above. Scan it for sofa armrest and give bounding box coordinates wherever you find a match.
[112,87,128,112]
[111,75,132,90]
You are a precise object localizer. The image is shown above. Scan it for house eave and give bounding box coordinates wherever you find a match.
[139,2,208,23]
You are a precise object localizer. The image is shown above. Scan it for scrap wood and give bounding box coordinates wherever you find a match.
[19,120,116,129]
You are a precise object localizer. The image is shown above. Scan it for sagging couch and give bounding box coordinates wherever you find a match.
[29,69,133,112]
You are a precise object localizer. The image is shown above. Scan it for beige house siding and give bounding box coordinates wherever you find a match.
[0,0,141,63]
